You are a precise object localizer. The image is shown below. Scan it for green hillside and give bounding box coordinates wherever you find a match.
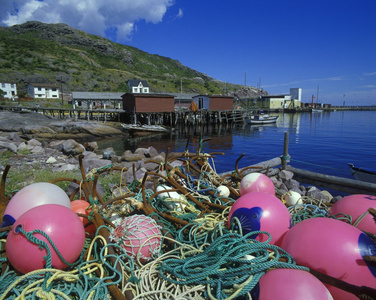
[0,21,264,99]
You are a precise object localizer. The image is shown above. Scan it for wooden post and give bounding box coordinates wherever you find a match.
[282,132,290,170]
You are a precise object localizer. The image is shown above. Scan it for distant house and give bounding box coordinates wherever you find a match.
[192,95,234,111]
[122,93,175,113]
[127,80,150,94]
[28,83,60,99]
[258,88,302,110]
[72,92,124,109]
[0,82,18,99]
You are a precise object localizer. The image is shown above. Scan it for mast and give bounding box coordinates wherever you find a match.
[317,85,320,104]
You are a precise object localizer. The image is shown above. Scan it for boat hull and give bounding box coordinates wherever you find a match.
[348,163,376,184]
[245,115,279,125]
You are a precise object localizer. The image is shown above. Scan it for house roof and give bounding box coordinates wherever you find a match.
[29,83,59,88]
[127,80,150,87]
[122,93,175,98]
[72,92,124,101]
[193,94,234,99]
[165,93,199,101]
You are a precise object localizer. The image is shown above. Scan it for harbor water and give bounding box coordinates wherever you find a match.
[97,110,376,181]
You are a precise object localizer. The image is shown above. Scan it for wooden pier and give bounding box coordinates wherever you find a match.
[0,105,245,125]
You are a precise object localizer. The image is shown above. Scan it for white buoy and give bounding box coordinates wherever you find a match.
[284,190,303,206]
[156,185,186,211]
[217,185,230,197]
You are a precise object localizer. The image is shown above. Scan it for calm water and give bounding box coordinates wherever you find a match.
[97,110,376,180]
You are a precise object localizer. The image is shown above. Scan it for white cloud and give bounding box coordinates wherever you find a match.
[364,72,376,76]
[177,8,183,18]
[0,0,175,42]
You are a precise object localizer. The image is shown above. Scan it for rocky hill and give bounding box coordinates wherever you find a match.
[0,21,267,99]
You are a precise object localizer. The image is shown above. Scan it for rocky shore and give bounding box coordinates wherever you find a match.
[0,110,340,202]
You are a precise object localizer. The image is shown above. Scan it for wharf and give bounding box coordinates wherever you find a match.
[1,105,375,125]
[0,105,245,125]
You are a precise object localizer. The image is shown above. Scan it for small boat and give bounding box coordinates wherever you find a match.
[245,111,279,125]
[121,124,172,136]
[311,108,324,113]
[348,163,376,184]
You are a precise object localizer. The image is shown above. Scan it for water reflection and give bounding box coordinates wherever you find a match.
[95,111,375,178]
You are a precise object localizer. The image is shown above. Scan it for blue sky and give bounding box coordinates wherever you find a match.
[1,0,375,105]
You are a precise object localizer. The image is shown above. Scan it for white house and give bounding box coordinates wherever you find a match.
[127,80,150,94]
[258,88,302,110]
[28,83,60,99]
[0,82,18,99]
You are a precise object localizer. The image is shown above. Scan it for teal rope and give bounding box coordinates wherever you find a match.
[158,231,308,299]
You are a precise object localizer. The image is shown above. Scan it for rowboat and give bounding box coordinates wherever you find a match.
[348,163,376,184]
[245,114,279,125]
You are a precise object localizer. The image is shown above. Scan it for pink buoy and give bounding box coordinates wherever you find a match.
[227,192,291,246]
[239,173,275,196]
[6,204,85,274]
[110,215,162,262]
[280,217,376,300]
[253,269,333,300]
[329,194,376,235]
[1,182,71,227]
[71,199,96,236]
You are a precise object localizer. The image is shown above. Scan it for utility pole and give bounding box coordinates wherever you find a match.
[60,76,63,106]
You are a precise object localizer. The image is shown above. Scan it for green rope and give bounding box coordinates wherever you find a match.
[158,231,308,299]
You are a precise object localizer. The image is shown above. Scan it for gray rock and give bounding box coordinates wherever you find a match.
[122,153,144,162]
[0,141,17,153]
[52,163,78,172]
[150,154,165,164]
[147,146,159,158]
[62,139,85,155]
[278,170,294,181]
[17,142,33,151]
[140,159,159,171]
[331,195,343,203]
[8,133,23,143]
[84,141,98,152]
[103,147,115,159]
[82,157,113,173]
[284,179,300,190]
[111,155,123,163]
[22,125,56,134]
[27,138,42,147]
[135,167,147,181]
[134,147,150,157]
[49,140,65,151]
[31,145,44,154]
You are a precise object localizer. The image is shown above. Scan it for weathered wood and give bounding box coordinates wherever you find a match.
[221,157,282,176]
[286,166,376,195]
[282,132,290,170]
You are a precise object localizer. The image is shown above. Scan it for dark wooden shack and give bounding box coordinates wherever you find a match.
[209,95,234,111]
[122,93,175,113]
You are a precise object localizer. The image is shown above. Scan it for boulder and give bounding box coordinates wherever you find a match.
[62,139,85,155]
[27,138,42,147]
[0,141,17,153]
[278,170,294,181]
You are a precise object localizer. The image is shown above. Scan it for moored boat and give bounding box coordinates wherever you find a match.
[245,113,279,125]
[348,163,376,184]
